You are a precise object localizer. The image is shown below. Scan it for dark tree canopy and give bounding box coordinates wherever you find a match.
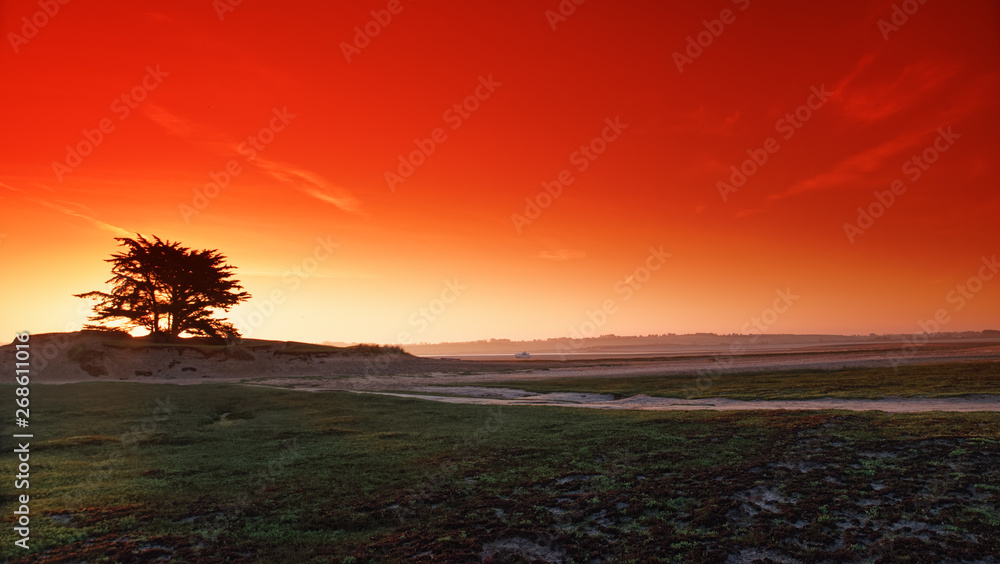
[75,235,251,343]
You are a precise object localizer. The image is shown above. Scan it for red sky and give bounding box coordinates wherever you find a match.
[1,0,998,345]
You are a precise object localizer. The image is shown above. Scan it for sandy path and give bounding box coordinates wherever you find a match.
[351,388,1000,413]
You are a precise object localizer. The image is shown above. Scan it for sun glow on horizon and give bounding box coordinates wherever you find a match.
[1,0,998,344]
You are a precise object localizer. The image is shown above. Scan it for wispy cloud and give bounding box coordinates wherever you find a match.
[831,50,879,102]
[733,207,766,218]
[144,104,235,156]
[144,104,364,215]
[838,59,960,123]
[771,127,933,199]
[771,51,996,199]
[0,182,23,196]
[672,106,742,136]
[254,159,363,215]
[238,269,378,279]
[32,198,132,236]
[537,249,586,261]
[0,181,52,195]
[146,12,174,23]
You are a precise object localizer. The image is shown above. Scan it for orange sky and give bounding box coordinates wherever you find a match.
[1,0,998,345]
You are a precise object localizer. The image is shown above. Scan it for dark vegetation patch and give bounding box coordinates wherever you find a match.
[0,381,997,562]
[67,346,109,377]
[464,361,1000,400]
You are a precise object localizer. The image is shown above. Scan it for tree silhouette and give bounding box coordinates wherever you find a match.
[75,235,251,343]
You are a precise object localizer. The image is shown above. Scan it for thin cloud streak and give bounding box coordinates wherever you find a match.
[770,50,995,200]
[144,105,365,215]
[239,269,379,279]
[771,127,935,199]
[254,158,364,216]
[31,199,132,237]
[536,249,587,261]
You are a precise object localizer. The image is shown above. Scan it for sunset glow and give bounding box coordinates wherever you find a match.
[1,0,998,345]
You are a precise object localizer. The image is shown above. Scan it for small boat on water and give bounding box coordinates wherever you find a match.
[514,351,531,359]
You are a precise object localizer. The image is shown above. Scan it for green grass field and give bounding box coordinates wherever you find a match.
[457,361,1000,400]
[2,372,999,562]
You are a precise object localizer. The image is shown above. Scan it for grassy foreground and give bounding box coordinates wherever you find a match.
[1,382,999,562]
[465,361,1000,400]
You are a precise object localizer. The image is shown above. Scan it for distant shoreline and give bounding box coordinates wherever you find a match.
[414,337,1000,360]
[399,332,1000,357]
